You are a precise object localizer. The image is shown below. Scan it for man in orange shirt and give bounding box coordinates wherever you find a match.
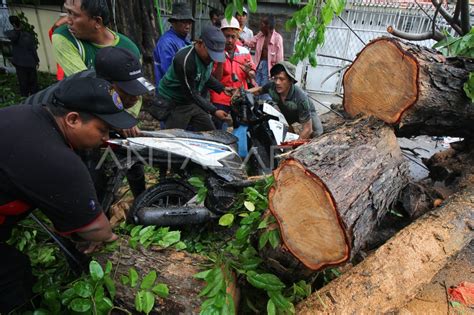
[211,17,257,129]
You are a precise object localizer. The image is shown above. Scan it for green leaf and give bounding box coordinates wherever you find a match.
[104,275,116,299]
[129,267,139,288]
[141,270,157,289]
[464,72,474,101]
[194,269,212,280]
[225,4,234,21]
[143,291,155,314]
[60,288,75,306]
[159,230,181,247]
[175,241,187,250]
[219,213,235,226]
[89,260,104,281]
[94,285,105,301]
[120,275,130,286]
[73,281,93,298]
[152,283,170,298]
[268,291,293,311]
[269,229,280,249]
[267,299,276,315]
[188,176,204,188]
[244,201,255,211]
[33,309,49,315]
[246,271,286,291]
[258,231,270,249]
[248,0,257,13]
[105,260,113,274]
[69,297,92,312]
[257,218,268,229]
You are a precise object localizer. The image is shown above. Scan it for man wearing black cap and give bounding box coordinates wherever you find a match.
[153,2,194,87]
[249,61,323,139]
[0,77,136,313]
[23,47,154,199]
[150,25,234,131]
[23,46,154,136]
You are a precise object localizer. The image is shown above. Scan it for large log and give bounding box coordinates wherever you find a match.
[296,186,474,314]
[343,37,474,138]
[266,118,409,278]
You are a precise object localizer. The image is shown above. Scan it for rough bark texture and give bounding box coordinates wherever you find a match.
[96,240,207,314]
[343,37,474,138]
[296,186,474,314]
[267,118,409,276]
[107,0,159,82]
[423,140,474,190]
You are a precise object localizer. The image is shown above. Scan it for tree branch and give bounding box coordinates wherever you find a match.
[453,0,461,24]
[432,0,443,38]
[431,0,464,35]
[460,0,470,34]
[387,26,446,41]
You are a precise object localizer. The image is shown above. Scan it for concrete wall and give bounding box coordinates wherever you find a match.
[7,4,63,74]
[245,2,299,59]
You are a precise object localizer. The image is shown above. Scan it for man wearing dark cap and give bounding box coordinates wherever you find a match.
[23,46,154,200]
[249,61,323,139]
[150,25,234,131]
[153,2,194,87]
[0,77,136,313]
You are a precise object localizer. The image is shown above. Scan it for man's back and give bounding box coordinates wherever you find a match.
[0,105,100,240]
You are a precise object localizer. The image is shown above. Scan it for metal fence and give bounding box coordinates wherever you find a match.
[300,0,461,95]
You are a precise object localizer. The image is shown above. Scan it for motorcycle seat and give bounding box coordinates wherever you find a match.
[141,129,238,145]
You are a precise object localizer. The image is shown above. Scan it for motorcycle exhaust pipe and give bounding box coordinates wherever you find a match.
[135,206,215,226]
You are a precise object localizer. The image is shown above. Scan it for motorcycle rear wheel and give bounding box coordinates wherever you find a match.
[127,179,196,224]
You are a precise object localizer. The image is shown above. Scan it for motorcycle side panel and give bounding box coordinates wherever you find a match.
[128,137,237,168]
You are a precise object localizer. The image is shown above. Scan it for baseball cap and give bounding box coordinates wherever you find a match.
[52,77,138,129]
[95,47,155,96]
[200,25,225,62]
[270,61,298,83]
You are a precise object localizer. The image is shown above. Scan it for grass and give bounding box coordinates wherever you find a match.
[0,70,57,108]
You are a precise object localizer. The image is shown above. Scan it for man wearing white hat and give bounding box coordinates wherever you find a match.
[211,17,257,129]
[236,7,253,43]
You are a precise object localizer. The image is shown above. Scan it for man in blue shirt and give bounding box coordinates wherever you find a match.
[153,2,194,87]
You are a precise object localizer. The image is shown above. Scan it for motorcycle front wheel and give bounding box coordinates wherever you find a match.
[127,179,196,224]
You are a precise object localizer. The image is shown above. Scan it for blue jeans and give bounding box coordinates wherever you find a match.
[256,60,272,101]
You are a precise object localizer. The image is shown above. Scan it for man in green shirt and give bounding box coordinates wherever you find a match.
[249,61,323,139]
[151,26,234,131]
[52,0,142,117]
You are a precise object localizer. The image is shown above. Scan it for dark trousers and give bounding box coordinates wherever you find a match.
[165,103,216,131]
[0,243,34,313]
[14,65,38,97]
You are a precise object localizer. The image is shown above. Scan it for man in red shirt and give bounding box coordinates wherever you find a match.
[211,17,257,129]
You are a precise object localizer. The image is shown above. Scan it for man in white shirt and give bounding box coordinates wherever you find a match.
[236,7,253,42]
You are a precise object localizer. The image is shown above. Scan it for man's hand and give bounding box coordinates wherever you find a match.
[76,233,118,254]
[224,87,236,96]
[119,126,141,138]
[239,61,254,76]
[215,109,229,121]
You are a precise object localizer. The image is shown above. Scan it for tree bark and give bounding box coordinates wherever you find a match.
[96,240,207,314]
[107,0,159,81]
[423,139,474,189]
[266,118,409,277]
[296,186,474,314]
[343,37,474,138]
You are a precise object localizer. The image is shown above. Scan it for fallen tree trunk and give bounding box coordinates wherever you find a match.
[95,241,207,314]
[343,37,474,138]
[296,186,474,314]
[266,118,409,278]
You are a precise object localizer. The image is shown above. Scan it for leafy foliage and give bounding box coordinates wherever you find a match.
[118,223,186,250]
[194,176,313,314]
[286,0,346,66]
[432,27,474,101]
